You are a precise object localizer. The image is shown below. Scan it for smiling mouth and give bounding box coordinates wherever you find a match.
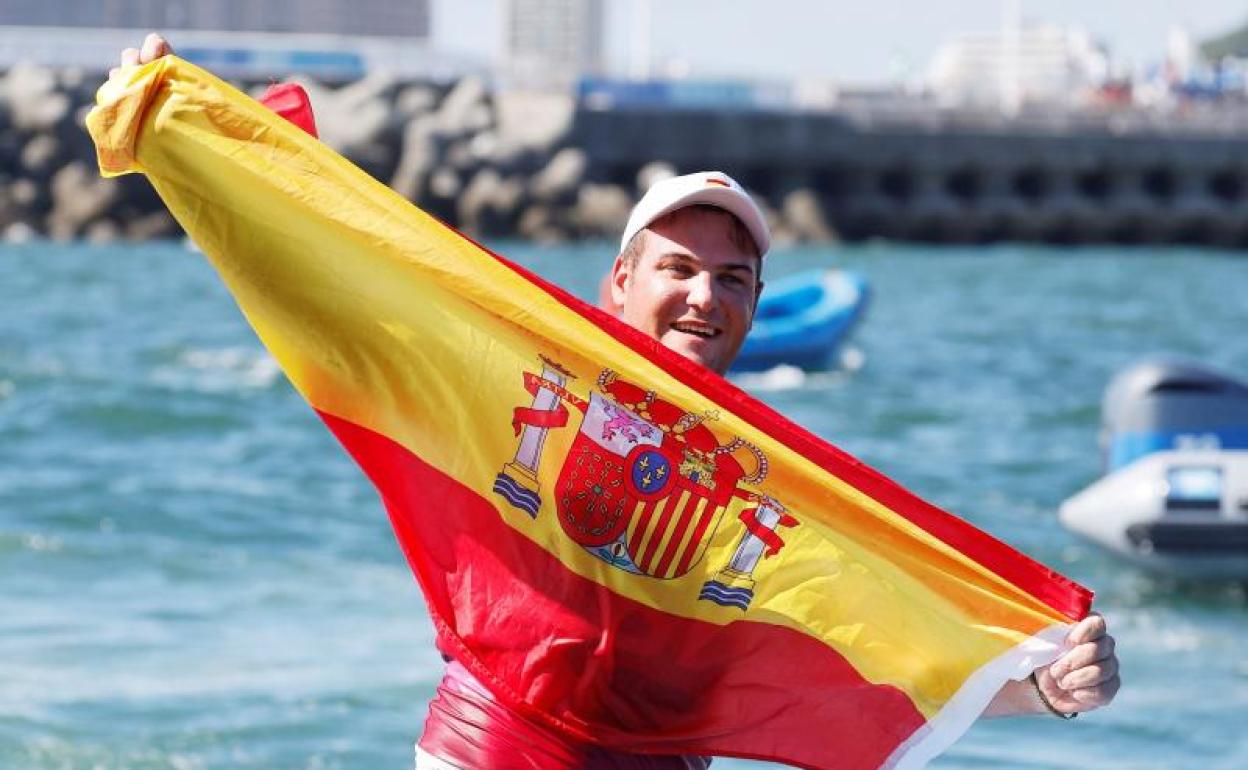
[670,321,721,339]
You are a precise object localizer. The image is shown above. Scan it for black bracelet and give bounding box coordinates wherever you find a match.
[1030,672,1078,720]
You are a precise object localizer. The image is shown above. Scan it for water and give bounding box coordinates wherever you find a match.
[2,239,1247,769]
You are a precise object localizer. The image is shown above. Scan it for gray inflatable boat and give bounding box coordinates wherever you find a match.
[1059,357,1248,578]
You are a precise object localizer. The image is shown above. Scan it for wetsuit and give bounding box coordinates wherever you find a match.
[416,660,710,770]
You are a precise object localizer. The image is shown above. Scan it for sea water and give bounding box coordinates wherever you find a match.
[1,240,1246,769]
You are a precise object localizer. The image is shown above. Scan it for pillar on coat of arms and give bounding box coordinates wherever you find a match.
[699,498,795,610]
[494,357,572,518]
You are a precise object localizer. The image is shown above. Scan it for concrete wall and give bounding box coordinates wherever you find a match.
[572,108,1248,247]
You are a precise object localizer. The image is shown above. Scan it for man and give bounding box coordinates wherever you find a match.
[428,170,1121,768]
[119,34,1120,770]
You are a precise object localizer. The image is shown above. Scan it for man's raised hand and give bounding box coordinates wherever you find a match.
[110,33,172,79]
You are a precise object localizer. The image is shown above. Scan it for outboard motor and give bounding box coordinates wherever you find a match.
[1101,358,1248,472]
[1061,357,1248,579]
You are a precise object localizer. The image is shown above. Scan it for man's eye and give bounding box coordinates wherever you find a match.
[721,274,747,288]
[665,264,693,276]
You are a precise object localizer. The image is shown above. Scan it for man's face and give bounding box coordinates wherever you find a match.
[610,207,762,375]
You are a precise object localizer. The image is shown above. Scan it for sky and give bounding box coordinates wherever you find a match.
[434,0,1248,83]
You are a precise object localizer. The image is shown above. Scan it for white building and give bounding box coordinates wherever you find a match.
[927,24,1109,112]
[503,0,605,86]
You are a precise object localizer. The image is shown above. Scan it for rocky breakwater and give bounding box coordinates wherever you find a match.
[0,64,835,248]
[0,63,176,243]
[9,63,1248,249]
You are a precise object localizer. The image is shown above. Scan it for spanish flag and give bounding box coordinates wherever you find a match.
[88,58,1091,770]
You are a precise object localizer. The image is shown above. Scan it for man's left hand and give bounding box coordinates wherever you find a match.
[1036,611,1121,714]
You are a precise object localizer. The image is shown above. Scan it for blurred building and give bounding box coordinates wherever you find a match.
[928,24,1108,112]
[504,0,604,86]
[0,0,475,80]
[0,0,429,39]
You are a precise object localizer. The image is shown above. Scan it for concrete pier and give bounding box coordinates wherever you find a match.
[572,107,1248,246]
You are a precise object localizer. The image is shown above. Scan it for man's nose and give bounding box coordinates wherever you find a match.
[685,271,716,310]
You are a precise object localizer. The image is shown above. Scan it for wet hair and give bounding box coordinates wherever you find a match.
[620,204,762,276]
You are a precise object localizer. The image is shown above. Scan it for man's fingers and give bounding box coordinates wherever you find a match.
[1071,674,1121,706]
[117,34,169,75]
[1059,655,1119,690]
[1049,635,1115,682]
[140,32,170,63]
[1066,612,1107,646]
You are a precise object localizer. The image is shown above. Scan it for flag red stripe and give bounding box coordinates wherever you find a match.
[674,501,717,577]
[655,494,702,578]
[317,409,928,770]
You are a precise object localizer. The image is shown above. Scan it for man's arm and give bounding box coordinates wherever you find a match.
[983,612,1121,717]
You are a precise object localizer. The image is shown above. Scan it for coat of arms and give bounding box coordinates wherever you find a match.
[493,357,798,610]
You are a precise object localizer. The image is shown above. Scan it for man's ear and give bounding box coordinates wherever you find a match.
[609,254,631,312]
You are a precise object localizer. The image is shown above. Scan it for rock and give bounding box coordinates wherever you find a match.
[46,161,119,241]
[84,219,121,243]
[754,196,796,250]
[125,210,178,240]
[58,67,85,91]
[457,168,524,235]
[468,131,499,162]
[782,188,838,242]
[20,134,59,176]
[495,90,575,154]
[445,140,475,170]
[293,73,393,152]
[3,221,36,243]
[435,76,488,136]
[10,177,37,206]
[395,84,437,117]
[517,204,565,244]
[636,162,677,194]
[456,168,500,231]
[1,62,70,131]
[530,148,586,202]
[389,114,437,201]
[462,103,494,134]
[429,167,461,199]
[573,183,632,236]
[3,174,49,230]
[0,61,55,98]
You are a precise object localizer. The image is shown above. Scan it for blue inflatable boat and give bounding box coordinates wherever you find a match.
[731,269,869,373]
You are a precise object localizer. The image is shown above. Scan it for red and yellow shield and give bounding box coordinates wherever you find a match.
[554,392,745,579]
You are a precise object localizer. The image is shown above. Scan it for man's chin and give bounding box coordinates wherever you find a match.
[663,335,729,374]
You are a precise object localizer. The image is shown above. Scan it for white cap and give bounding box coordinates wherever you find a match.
[620,171,770,258]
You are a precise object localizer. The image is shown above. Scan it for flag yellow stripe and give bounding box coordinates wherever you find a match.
[659,495,708,579]
[625,499,649,548]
